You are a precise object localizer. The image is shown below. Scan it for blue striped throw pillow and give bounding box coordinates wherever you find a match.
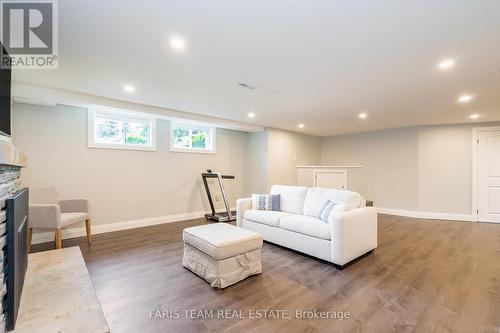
[251,194,281,211]
[318,200,337,223]
[252,194,272,210]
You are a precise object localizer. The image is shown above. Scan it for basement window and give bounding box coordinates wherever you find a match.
[88,109,157,151]
[170,121,216,154]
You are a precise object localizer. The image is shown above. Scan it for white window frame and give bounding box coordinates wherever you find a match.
[170,121,216,154]
[88,109,157,151]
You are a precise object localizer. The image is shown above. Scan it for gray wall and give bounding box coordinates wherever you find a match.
[418,125,474,214]
[244,131,268,194]
[321,128,420,210]
[14,100,498,222]
[13,103,250,227]
[11,104,321,230]
[242,128,321,192]
[321,123,500,214]
[267,128,321,189]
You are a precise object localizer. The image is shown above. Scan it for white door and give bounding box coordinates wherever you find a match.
[314,171,347,190]
[477,130,500,223]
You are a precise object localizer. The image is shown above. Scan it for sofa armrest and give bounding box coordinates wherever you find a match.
[236,198,252,227]
[330,207,377,266]
[58,199,88,213]
[29,204,61,229]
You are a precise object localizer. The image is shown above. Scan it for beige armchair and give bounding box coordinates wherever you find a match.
[29,187,91,250]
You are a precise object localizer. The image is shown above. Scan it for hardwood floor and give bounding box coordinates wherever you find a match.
[32,215,500,333]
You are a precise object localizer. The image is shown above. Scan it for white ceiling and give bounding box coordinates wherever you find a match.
[13,0,500,136]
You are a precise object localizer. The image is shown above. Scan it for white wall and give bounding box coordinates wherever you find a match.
[12,103,250,228]
[321,123,500,215]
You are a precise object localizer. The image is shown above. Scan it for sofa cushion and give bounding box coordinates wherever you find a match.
[269,185,308,215]
[243,209,292,227]
[303,187,362,217]
[279,215,331,240]
[183,223,263,260]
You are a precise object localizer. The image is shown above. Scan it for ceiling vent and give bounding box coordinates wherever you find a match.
[237,83,256,90]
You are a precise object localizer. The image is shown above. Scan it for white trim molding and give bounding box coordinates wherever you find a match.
[296,165,363,169]
[378,208,476,222]
[12,82,264,133]
[30,206,479,245]
[31,208,235,245]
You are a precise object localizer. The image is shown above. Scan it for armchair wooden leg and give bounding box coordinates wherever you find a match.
[85,219,92,245]
[55,229,62,249]
[27,228,33,253]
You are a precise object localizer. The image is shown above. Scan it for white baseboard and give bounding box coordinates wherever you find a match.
[377,208,476,222]
[32,207,476,245]
[31,208,235,245]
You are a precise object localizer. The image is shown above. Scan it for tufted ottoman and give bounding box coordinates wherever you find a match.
[182,223,263,288]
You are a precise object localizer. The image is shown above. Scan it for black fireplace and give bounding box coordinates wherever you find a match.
[4,188,28,331]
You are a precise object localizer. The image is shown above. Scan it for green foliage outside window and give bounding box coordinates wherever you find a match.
[125,122,149,144]
[172,126,211,150]
[95,116,150,146]
[191,130,207,148]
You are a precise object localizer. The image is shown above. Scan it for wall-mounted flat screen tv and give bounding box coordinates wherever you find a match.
[0,43,11,137]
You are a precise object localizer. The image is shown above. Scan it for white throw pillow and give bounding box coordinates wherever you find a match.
[269,185,308,215]
[319,200,336,222]
[327,204,346,224]
[303,188,330,218]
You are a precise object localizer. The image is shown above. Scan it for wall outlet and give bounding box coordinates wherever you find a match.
[215,195,220,202]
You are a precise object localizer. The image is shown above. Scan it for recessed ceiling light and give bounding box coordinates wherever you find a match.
[359,113,368,119]
[438,59,455,70]
[298,123,305,129]
[170,37,186,51]
[457,94,474,103]
[247,112,255,119]
[122,84,135,93]
[470,114,480,119]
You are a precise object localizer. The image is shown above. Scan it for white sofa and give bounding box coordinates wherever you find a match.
[236,185,377,267]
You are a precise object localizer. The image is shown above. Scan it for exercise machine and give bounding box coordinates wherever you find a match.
[202,170,236,222]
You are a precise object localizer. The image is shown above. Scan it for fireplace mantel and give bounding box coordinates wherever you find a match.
[0,137,26,168]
